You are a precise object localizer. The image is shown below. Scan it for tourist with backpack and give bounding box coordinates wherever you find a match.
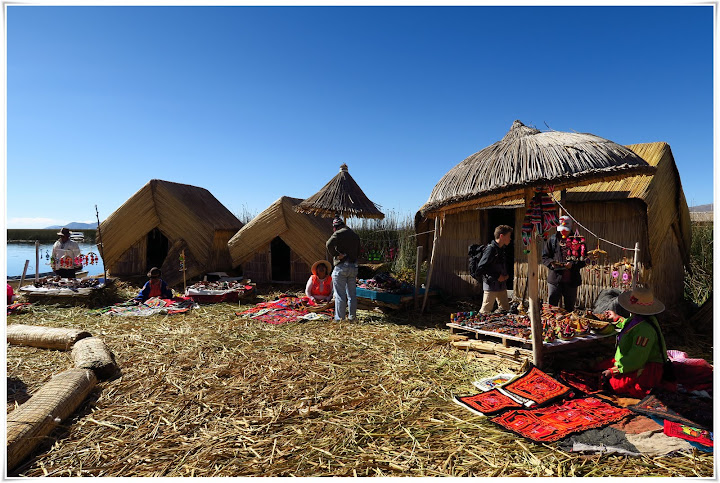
[473,225,514,314]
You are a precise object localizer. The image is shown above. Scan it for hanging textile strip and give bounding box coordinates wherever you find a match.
[454,388,523,416]
[663,420,713,447]
[491,397,632,443]
[497,366,573,407]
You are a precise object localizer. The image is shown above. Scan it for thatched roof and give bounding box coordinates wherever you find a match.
[99,179,242,273]
[294,164,385,219]
[228,196,334,267]
[420,120,657,216]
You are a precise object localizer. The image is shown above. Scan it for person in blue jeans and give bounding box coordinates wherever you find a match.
[325,216,361,320]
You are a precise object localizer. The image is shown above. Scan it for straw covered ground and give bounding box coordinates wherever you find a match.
[6,283,714,477]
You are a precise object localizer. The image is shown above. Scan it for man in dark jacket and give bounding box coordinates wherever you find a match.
[542,215,586,311]
[325,216,361,320]
[477,225,513,314]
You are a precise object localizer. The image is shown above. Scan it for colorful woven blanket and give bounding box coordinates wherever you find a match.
[93,297,197,316]
[236,296,333,325]
[629,391,713,430]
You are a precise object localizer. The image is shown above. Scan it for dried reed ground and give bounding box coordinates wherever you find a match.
[6,284,714,477]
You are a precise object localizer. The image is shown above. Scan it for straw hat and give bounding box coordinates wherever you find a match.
[617,286,665,315]
[57,227,71,237]
[311,260,332,276]
[147,267,162,278]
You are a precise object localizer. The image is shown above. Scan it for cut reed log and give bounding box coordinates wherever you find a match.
[7,368,97,471]
[71,337,118,380]
[7,324,92,350]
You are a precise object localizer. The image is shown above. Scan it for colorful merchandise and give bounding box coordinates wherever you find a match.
[95,297,197,316]
[473,373,516,392]
[237,296,333,325]
[454,389,523,416]
[498,366,573,407]
[629,391,713,430]
[663,420,713,448]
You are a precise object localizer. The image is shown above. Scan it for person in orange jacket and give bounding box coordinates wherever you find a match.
[305,260,333,303]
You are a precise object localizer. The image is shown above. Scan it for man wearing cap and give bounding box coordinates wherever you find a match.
[51,227,83,278]
[541,215,586,311]
[600,286,671,397]
[325,216,361,320]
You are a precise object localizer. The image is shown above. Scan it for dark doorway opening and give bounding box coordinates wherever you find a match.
[146,228,169,272]
[487,208,516,289]
[270,236,291,282]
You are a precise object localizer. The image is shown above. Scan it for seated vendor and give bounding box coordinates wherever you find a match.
[305,260,333,303]
[600,286,671,398]
[135,267,173,302]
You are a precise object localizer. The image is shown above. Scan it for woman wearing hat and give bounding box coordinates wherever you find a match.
[600,286,671,398]
[305,260,333,303]
[51,227,83,278]
[135,267,173,302]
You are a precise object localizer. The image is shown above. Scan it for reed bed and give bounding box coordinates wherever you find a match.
[6,285,714,477]
[685,221,713,306]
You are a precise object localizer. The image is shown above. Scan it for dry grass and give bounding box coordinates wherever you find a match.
[6,283,714,477]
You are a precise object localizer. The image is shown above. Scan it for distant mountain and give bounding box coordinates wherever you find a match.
[689,204,713,213]
[44,222,97,230]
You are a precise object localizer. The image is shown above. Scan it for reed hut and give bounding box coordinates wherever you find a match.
[417,129,689,309]
[295,164,385,220]
[98,179,242,287]
[228,196,334,283]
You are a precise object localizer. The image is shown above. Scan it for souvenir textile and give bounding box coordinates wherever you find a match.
[237,296,334,325]
[520,190,558,253]
[490,397,632,443]
[629,391,713,430]
[95,297,197,316]
[558,426,641,456]
[663,419,713,448]
[454,389,523,416]
[7,302,31,316]
[497,366,574,407]
[557,369,603,395]
[473,373,517,392]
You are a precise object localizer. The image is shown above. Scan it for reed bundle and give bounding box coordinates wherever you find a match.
[72,337,118,380]
[5,285,713,477]
[7,324,91,350]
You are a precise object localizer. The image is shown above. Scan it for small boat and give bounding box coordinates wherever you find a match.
[70,231,85,242]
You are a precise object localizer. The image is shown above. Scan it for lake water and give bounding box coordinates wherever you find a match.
[6,242,105,277]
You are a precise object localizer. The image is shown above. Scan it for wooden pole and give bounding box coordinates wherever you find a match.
[421,217,440,313]
[35,240,40,281]
[95,205,107,283]
[181,249,187,293]
[414,245,423,310]
[526,189,543,368]
[19,260,29,289]
[631,241,640,290]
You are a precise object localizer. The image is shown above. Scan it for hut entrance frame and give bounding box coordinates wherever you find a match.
[270,236,291,282]
[146,228,169,272]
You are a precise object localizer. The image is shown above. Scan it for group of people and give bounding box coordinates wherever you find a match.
[474,215,672,399]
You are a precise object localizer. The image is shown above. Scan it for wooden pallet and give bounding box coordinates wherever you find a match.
[447,322,615,354]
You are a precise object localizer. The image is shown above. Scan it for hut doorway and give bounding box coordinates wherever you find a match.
[270,236,291,282]
[487,208,515,289]
[146,228,169,272]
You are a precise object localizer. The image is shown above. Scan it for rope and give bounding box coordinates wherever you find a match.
[547,191,638,252]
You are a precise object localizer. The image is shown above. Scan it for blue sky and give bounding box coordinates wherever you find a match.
[5,5,715,228]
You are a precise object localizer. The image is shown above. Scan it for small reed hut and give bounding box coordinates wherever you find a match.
[228,196,334,283]
[98,179,242,287]
[417,124,688,309]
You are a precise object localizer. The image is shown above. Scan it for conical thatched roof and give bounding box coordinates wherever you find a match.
[420,120,657,216]
[294,164,384,219]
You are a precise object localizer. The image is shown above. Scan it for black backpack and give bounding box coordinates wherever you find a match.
[468,244,488,281]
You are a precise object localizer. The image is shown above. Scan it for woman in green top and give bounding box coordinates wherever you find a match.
[601,286,670,398]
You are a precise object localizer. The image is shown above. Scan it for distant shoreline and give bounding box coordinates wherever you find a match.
[7,229,97,243]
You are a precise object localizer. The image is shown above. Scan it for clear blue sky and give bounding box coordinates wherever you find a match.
[5,5,714,228]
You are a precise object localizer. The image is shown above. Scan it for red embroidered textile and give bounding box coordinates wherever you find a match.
[455,389,522,415]
[491,397,632,442]
[500,367,572,406]
[663,420,713,447]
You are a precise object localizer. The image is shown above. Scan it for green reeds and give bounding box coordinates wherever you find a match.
[350,212,417,273]
[684,221,713,306]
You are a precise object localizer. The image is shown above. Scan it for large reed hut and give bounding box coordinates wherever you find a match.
[98,179,242,287]
[417,123,688,309]
[228,196,334,283]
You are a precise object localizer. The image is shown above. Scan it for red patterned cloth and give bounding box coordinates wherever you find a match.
[663,419,713,447]
[500,367,573,406]
[491,397,632,442]
[455,389,522,416]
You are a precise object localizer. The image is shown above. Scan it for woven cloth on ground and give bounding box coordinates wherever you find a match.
[472,373,516,392]
[236,296,333,325]
[497,367,573,407]
[490,397,632,443]
[558,426,641,456]
[663,419,713,448]
[454,389,522,416]
[93,297,197,316]
[7,303,31,315]
[667,350,713,393]
[629,391,713,430]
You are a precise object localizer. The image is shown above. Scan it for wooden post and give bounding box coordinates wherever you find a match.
[422,217,440,313]
[95,205,108,282]
[526,189,543,368]
[19,260,29,289]
[35,240,40,281]
[558,189,567,217]
[180,249,187,293]
[631,241,640,290]
[414,245,423,310]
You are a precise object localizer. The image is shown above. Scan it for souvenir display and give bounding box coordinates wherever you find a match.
[563,234,586,262]
[521,188,558,253]
[611,256,635,290]
[357,272,413,294]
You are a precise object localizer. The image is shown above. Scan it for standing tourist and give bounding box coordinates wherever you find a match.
[542,215,585,311]
[51,227,83,279]
[325,216,360,321]
[477,225,514,314]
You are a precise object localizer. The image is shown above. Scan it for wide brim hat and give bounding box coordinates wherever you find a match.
[57,227,71,236]
[311,260,332,276]
[617,287,665,315]
[147,267,162,278]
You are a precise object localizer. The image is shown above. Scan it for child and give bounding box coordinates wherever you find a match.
[305,260,333,303]
[135,267,173,302]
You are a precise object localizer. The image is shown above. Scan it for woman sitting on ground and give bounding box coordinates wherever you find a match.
[135,267,173,302]
[305,260,333,303]
[600,286,672,398]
